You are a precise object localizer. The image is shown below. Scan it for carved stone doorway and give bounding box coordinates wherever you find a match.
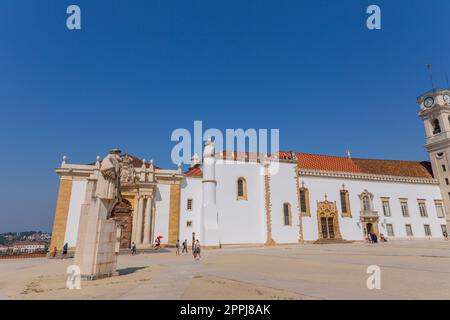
[362,217,380,240]
[317,199,342,240]
[111,198,133,249]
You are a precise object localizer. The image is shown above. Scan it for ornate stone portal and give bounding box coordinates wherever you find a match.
[111,199,133,249]
[316,197,342,240]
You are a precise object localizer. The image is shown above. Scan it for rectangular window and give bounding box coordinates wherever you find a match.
[405,224,413,237]
[435,201,445,218]
[401,200,409,217]
[186,221,193,228]
[441,225,448,237]
[187,199,193,211]
[418,200,428,217]
[442,165,447,172]
[446,178,449,186]
[382,199,391,217]
[283,203,291,226]
[424,224,432,236]
[386,224,394,237]
[300,190,307,213]
[340,191,347,214]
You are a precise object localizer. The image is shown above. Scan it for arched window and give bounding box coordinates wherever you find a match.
[359,190,375,216]
[237,177,247,200]
[363,196,371,212]
[432,119,441,135]
[283,203,292,226]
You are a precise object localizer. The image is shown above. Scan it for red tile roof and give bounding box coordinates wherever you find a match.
[278,151,433,178]
[352,158,433,179]
[296,153,361,173]
[184,167,203,177]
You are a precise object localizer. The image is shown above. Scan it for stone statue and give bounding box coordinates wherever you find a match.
[74,149,130,280]
[96,149,122,201]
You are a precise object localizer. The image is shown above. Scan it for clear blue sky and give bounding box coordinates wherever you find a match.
[0,0,449,233]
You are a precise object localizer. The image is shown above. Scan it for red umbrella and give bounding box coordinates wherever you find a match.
[156,235,163,240]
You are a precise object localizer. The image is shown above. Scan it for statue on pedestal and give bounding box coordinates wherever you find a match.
[74,149,135,280]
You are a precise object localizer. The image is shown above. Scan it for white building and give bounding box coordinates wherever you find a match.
[49,89,450,250]
[12,241,47,253]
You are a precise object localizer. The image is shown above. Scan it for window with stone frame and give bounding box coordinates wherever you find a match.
[400,200,409,217]
[283,203,292,226]
[418,200,428,217]
[424,224,432,237]
[386,224,395,237]
[359,190,376,216]
[237,177,248,200]
[405,224,413,237]
[382,198,391,217]
[435,200,445,218]
[299,183,310,216]
[340,185,351,218]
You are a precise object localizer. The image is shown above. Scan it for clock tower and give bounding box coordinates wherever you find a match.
[418,89,450,229]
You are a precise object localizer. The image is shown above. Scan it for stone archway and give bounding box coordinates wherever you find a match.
[111,198,133,249]
[316,199,342,240]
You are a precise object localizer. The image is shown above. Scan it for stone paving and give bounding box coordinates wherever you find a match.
[1,240,449,299]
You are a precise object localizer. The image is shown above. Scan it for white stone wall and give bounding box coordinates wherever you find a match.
[179,178,202,245]
[64,180,87,247]
[270,163,301,244]
[300,176,447,241]
[153,183,171,244]
[215,161,265,244]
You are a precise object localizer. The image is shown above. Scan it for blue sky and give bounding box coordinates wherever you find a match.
[0,0,449,232]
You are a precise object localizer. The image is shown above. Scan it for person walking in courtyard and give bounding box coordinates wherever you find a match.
[175,239,181,255]
[182,239,188,254]
[194,240,201,261]
[52,246,57,258]
[131,242,137,255]
[62,243,68,256]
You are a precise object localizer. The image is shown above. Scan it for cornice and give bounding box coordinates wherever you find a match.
[299,169,438,185]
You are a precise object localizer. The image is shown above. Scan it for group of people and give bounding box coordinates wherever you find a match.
[176,239,201,260]
[366,232,388,244]
[130,238,202,260]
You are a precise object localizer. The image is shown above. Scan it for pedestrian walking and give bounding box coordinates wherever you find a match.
[131,242,137,255]
[182,239,188,254]
[194,240,201,260]
[176,239,181,255]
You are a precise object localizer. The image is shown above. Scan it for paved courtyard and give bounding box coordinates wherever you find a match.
[0,240,449,300]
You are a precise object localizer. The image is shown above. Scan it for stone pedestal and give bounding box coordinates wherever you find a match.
[74,188,120,280]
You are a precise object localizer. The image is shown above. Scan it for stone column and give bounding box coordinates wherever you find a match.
[131,197,139,243]
[136,196,145,244]
[143,197,152,245]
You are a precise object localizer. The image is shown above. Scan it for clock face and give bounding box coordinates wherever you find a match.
[444,94,450,104]
[424,97,435,108]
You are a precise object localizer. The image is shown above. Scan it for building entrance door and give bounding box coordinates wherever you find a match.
[320,217,336,239]
[111,199,133,249]
[317,199,342,240]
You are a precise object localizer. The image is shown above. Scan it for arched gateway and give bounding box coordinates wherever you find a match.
[111,199,133,249]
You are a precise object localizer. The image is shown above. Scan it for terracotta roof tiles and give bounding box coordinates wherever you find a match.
[184,167,203,177]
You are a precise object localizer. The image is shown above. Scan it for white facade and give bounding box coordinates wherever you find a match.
[56,149,449,250]
[53,90,450,248]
